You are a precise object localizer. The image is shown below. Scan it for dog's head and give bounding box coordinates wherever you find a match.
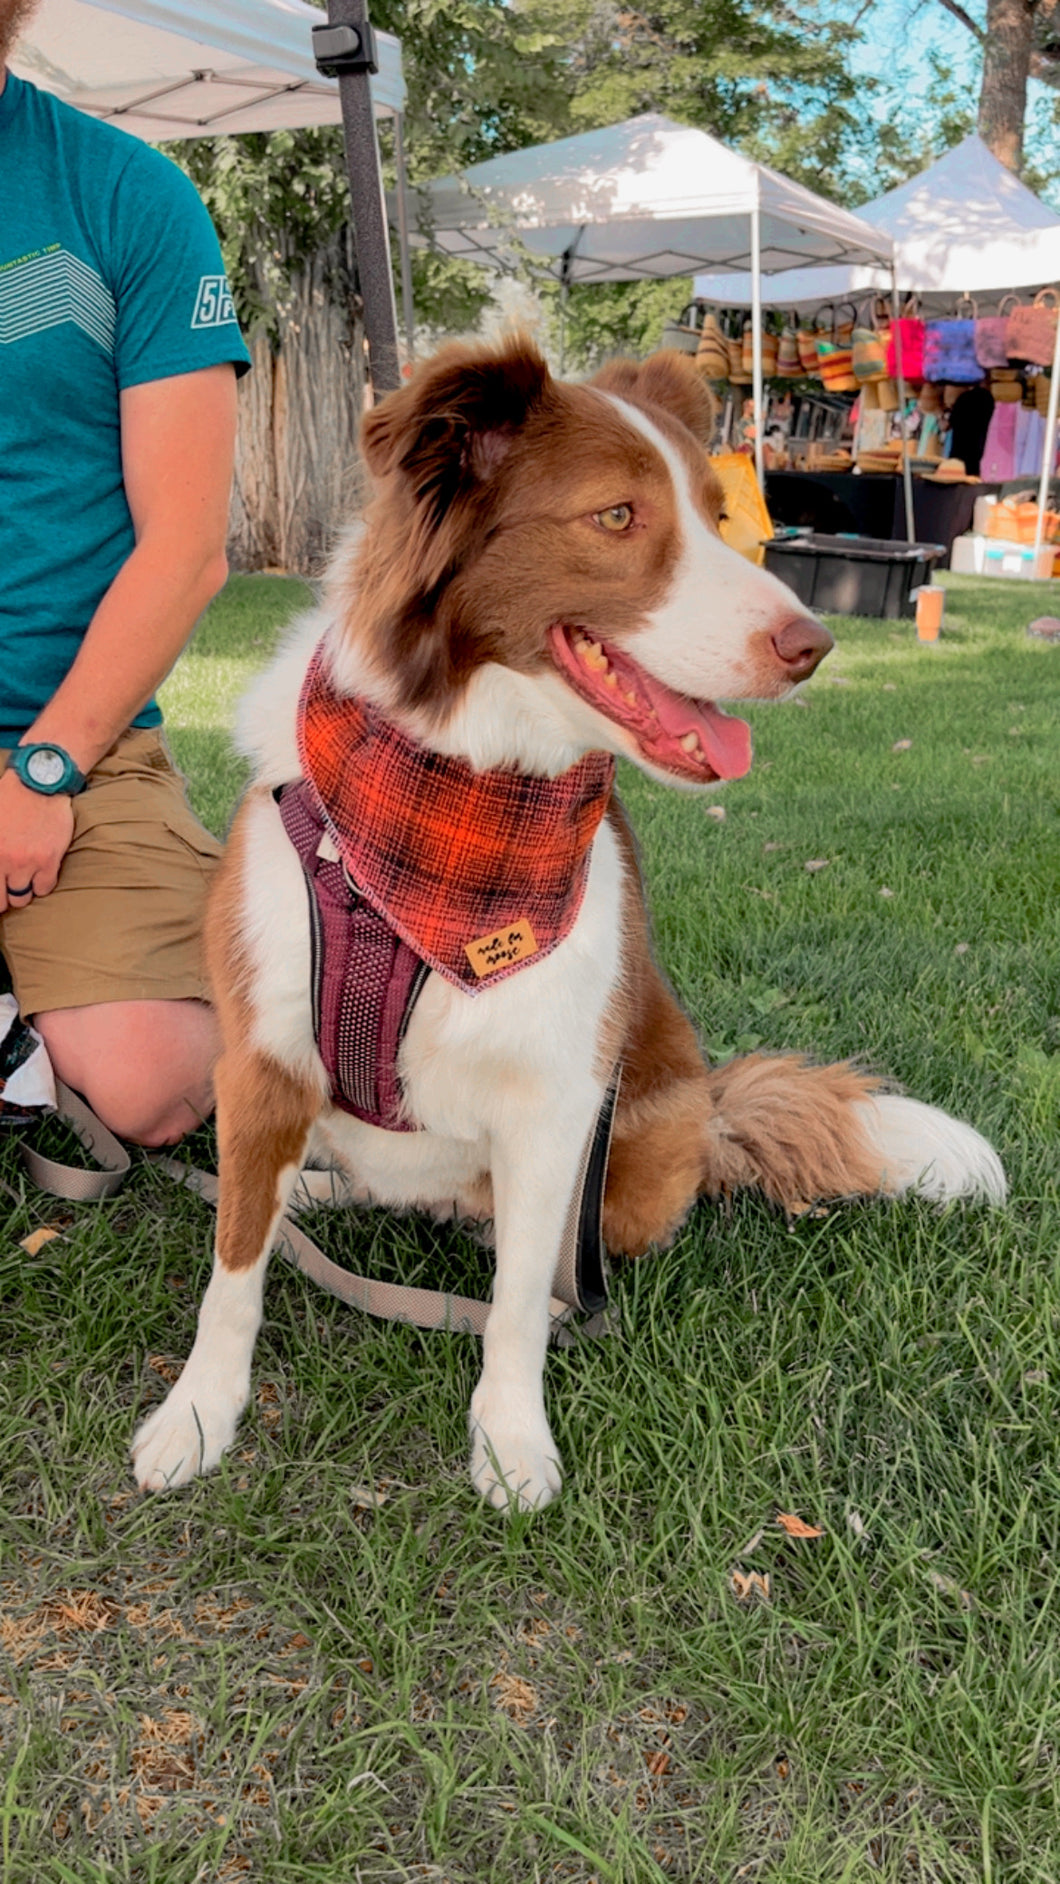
[343,335,831,787]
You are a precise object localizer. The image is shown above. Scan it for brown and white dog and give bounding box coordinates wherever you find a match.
[132,339,1005,1511]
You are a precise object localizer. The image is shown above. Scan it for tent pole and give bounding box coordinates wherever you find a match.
[392,108,415,363]
[1032,309,1060,568]
[751,200,764,491]
[319,0,401,397]
[891,277,915,544]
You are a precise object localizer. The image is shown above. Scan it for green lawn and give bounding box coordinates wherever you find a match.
[2,571,1059,1881]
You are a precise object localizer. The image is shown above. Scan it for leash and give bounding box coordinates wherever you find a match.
[15,1080,618,1344]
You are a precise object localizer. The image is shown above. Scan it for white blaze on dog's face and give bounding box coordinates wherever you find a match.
[347,338,833,785]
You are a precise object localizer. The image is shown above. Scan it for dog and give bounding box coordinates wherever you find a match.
[132,338,1005,1511]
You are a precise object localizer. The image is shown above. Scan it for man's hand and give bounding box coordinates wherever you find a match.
[0,768,75,910]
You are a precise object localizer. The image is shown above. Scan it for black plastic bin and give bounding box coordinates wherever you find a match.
[763,532,946,620]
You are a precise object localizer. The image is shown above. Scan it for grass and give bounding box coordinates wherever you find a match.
[1,569,1059,1881]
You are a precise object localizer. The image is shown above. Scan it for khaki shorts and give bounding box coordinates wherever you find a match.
[0,729,222,1017]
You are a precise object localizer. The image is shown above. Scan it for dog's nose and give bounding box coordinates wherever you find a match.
[771,614,835,681]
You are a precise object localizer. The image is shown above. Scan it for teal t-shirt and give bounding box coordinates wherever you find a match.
[0,75,251,744]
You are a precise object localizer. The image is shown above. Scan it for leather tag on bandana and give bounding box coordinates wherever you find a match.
[465,920,539,978]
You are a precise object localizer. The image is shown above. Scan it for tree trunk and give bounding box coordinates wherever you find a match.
[227,248,369,577]
[977,0,1036,169]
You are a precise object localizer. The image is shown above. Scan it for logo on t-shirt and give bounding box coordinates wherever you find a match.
[191,275,237,329]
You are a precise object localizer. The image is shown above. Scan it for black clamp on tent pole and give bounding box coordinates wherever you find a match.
[313,0,401,398]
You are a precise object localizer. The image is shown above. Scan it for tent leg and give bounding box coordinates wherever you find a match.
[327,0,400,397]
[392,109,415,363]
[891,280,915,545]
[1033,312,1060,566]
[751,202,765,492]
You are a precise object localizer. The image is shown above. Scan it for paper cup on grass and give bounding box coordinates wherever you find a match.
[914,586,944,642]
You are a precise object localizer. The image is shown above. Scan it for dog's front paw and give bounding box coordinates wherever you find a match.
[131,1376,246,1491]
[469,1394,563,1512]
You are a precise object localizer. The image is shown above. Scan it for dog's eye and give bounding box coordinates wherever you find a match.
[718,508,730,524]
[595,504,634,533]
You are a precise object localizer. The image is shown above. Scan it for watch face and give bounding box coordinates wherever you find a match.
[26,747,67,788]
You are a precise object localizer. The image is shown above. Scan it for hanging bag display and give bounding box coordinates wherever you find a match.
[660,303,703,355]
[814,302,859,392]
[695,309,730,380]
[1005,289,1060,367]
[923,299,981,383]
[975,294,1019,370]
[989,367,1023,403]
[885,297,925,385]
[851,298,888,383]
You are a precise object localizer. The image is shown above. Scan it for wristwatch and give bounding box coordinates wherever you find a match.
[9,743,87,796]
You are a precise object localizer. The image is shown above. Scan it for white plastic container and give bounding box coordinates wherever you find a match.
[951,532,1055,580]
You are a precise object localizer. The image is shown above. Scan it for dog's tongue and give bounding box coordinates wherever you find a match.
[637,667,753,780]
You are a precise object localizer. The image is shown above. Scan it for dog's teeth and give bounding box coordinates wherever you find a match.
[603,671,619,689]
[623,688,639,707]
[583,643,608,671]
[680,732,702,755]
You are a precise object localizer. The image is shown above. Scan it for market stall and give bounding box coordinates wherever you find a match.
[692,135,1060,574]
[407,113,894,488]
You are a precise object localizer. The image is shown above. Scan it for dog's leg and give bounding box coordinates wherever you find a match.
[132,1048,321,1491]
[470,1089,603,1512]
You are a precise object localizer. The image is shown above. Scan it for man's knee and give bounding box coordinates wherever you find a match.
[34,999,217,1146]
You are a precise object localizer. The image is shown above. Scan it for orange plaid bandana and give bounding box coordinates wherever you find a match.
[297,650,615,994]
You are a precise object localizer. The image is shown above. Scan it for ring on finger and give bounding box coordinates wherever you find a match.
[7,884,33,898]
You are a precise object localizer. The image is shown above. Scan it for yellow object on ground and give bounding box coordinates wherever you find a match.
[711,451,773,566]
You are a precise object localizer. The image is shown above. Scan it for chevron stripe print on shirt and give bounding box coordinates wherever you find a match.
[0,248,116,353]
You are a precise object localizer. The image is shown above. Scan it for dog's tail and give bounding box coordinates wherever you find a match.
[701,1053,1007,1212]
[602,1053,1005,1258]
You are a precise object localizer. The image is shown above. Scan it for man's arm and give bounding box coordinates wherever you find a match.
[0,363,237,909]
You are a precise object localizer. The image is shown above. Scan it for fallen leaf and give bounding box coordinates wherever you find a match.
[19,1225,63,1257]
[892,739,912,752]
[349,1484,389,1510]
[846,1509,866,1537]
[879,886,895,898]
[954,942,970,955]
[803,858,829,872]
[776,1512,825,1538]
[763,841,785,853]
[730,1568,771,1603]
[704,804,726,821]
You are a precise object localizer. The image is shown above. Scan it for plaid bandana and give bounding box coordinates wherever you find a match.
[296,649,615,994]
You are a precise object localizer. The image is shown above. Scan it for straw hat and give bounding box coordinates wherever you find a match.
[923,458,978,484]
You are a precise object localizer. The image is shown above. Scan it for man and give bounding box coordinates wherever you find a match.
[0,0,250,1144]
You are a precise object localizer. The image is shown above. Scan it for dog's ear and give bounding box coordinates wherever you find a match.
[361,337,553,524]
[590,351,716,447]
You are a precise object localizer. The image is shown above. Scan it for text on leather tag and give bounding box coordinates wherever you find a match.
[465,921,539,977]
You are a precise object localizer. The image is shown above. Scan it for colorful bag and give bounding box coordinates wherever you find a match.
[990,368,1023,403]
[1005,289,1060,367]
[777,316,802,377]
[796,323,820,374]
[923,305,981,384]
[814,304,859,393]
[695,310,730,380]
[876,376,900,412]
[726,334,750,384]
[740,322,779,377]
[851,300,888,383]
[660,304,702,355]
[975,295,1018,370]
[885,299,925,385]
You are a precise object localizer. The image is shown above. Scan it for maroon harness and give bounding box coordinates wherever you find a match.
[278,780,428,1132]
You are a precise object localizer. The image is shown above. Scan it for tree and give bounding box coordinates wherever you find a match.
[935,0,1060,167]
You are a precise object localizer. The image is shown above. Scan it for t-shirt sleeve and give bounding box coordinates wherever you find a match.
[109,147,252,389]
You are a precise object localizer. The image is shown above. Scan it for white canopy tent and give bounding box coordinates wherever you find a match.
[10,0,405,136]
[10,0,413,374]
[410,112,895,485]
[692,135,1060,565]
